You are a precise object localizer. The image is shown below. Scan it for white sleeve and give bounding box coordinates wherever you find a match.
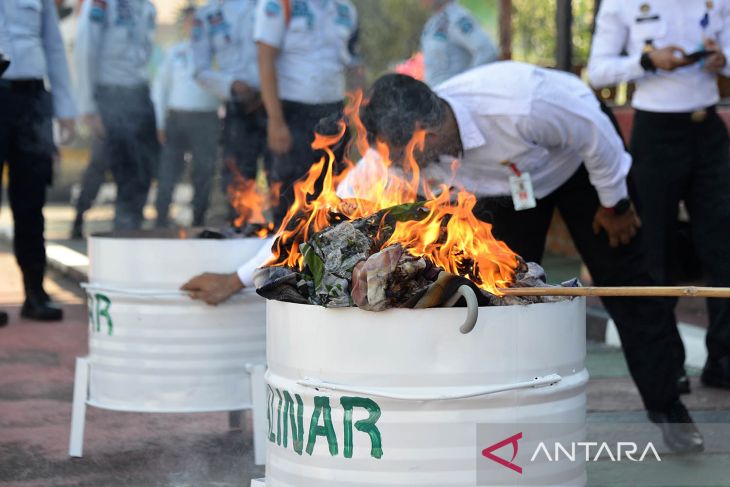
[717,2,730,77]
[75,0,106,115]
[190,11,235,99]
[253,0,287,48]
[42,0,77,118]
[236,237,276,287]
[152,49,172,130]
[522,79,630,208]
[586,0,645,88]
[0,2,11,61]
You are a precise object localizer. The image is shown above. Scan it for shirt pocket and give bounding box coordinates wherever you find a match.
[14,0,43,36]
[630,16,668,46]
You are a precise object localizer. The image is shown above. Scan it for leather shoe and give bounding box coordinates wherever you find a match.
[20,295,63,321]
[648,400,704,453]
[0,310,7,327]
[677,374,691,395]
[702,356,730,389]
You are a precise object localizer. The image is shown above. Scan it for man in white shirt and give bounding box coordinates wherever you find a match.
[1,0,76,321]
[153,7,220,228]
[358,63,703,453]
[588,0,730,396]
[420,0,497,87]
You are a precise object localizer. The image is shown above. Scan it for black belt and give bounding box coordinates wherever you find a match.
[0,79,45,93]
[635,105,717,123]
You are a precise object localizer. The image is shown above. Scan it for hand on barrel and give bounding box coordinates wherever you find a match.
[181,272,244,305]
[592,204,642,248]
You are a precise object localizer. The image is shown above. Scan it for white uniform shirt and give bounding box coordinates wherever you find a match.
[588,0,730,112]
[152,41,220,130]
[0,2,11,59]
[2,0,77,119]
[421,1,497,87]
[75,0,156,115]
[191,0,259,100]
[253,0,359,104]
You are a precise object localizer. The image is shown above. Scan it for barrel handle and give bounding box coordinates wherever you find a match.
[296,374,562,401]
[442,284,479,334]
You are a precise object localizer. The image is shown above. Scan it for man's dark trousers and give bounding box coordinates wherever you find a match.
[631,108,730,365]
[474,165,680,412]
[0,81,54,294]
[155,110,219,227]
[96,84,159,230]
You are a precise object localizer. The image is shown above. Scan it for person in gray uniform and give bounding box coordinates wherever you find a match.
[420,0,497,86]
[75,0,160,231]
[192,0,262,224]
[1,0,77,321]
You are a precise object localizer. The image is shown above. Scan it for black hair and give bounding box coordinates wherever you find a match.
[361,74,444,147]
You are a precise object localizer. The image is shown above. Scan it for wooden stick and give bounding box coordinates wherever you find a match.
[497,286,730,298]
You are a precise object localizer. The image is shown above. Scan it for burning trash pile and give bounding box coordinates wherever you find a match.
[254,92,577,310]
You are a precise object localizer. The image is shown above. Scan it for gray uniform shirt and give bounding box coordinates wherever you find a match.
[421,1,497,87]
[2,0,77,118]
[191,0,259,100]
[75,0,156,114]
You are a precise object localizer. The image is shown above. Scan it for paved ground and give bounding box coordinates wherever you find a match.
[2,205,730,486]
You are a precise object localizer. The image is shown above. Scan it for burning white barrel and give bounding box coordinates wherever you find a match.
[259,298,587,487]
[69,230,270,463]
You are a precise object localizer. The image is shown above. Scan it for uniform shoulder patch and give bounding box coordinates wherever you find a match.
[192,16,204,41]
[90,0,108,22]
[265,0,281,17]
[335,3,353,27]
[456,16,474,34]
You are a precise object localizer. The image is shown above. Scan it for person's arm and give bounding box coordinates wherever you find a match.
[703,4,730,75]
[0,1,12,68]
[521,77,640,247]
[75,0,106,137]
[190,12,236,99]
[42,0,76,143]
[253,0,291,154]
[449,13,497,68]
[151,47,172,139]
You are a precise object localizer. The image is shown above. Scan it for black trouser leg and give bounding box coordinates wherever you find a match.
[0,88,54,297]
[684,113,730,361]
[75,137,109,215]
[189,112,219,227]
[555,166,679,411]
[155,112,188,227]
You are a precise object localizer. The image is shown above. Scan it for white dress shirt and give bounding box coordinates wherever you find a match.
[421,0,497,87]
[588,0,730,112]
[191,0,259,100]
[152,41,220,130]
[2,0,77,119]
[75,0,156,115]
[253,0,359,104]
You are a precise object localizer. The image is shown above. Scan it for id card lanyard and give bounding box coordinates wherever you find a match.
[504,161,537,211]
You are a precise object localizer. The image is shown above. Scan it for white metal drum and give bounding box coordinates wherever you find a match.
[262,298,588,487]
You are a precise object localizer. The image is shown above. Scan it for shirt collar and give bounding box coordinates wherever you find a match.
[439,94,486,152]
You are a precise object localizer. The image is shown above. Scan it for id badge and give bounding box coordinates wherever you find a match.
[509,172,537,211]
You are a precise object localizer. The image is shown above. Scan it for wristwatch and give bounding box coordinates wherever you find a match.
[606,198,632,216]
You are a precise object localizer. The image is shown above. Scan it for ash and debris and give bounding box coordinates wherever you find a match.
[255,205,579,310]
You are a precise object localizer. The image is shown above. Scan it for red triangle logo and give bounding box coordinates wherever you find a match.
[481,432,523,474]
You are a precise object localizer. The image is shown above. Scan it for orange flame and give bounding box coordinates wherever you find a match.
[226,159,280,237]
[266,90,519,293]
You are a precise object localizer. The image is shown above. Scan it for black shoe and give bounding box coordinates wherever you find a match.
[70,215,83,239]
[20,294,63,321]
[702,356,730,389]
[0,310,7,327]
[648,400,704,454]
[677,374,691,395]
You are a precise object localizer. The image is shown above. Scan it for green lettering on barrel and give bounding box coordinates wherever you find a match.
[267,385,276,442]
[306,396,338,456]
[282,390,304,454]
[87,295,95,331]
[340,396,383,459]
[95,293,113,336]
[276,388,283,445]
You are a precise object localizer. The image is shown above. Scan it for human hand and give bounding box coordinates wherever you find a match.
[703,38,727,74]
[83,113,105,138]
[181,272,244,305]
[267,118,293,155]
[592,203,642,248]
[58,118,76,145]
[648,45,693,71]
[157,129,167,145]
